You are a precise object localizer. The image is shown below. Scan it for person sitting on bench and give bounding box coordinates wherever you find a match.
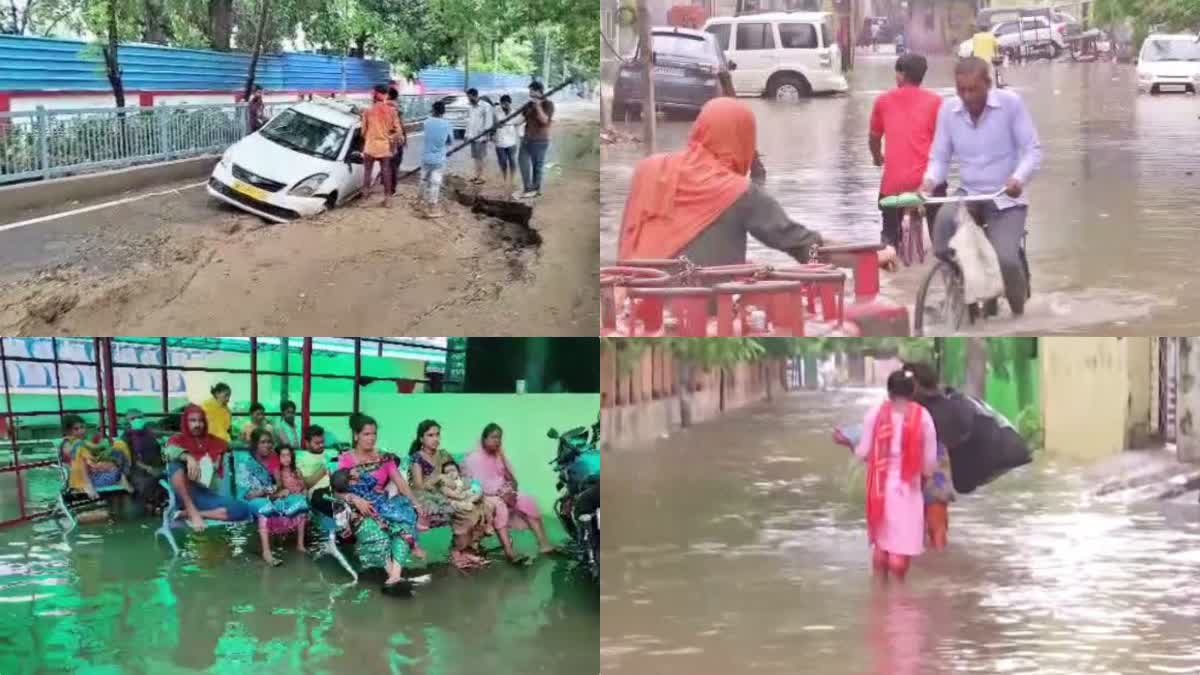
[60,414,132,499]
[165,404,253,531]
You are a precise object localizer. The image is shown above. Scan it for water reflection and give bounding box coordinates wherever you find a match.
[0,517,598,673]
[600,388,1200,674]
[600,56,1200,334]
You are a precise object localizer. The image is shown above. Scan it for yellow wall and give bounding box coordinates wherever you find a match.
[1040,337,1152,460]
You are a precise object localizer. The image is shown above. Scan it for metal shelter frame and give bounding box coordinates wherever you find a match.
[0,337,459,529]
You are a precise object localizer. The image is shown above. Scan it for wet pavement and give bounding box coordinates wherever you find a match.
[600,56,1200,334]
[600,387,1200,674]
[0,498,598,673]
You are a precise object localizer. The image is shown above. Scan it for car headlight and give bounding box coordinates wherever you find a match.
[1137,72,1153,82]
[289,173,329,197]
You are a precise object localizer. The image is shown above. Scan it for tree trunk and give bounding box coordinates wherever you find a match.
[242,0,271,101]
[965,337,988,400]
[635,0,656,154]
[464,39,470,91]
[350,32,367,58]
[208,0,233,51]
[101,0,125,109]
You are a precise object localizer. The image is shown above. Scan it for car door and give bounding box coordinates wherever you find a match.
[338,127,366,203]
[729,21,777,94]
[778,21,821,73]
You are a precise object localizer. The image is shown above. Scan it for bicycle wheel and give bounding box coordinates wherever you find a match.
[914,259,966,336]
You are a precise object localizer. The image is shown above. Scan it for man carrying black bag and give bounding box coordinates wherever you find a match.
[906,362,1033,495]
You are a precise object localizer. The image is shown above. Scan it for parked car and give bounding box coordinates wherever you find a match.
[208,100,366,223]
[1137,33,1200,95]
[957,12,1077,60]
[704,11,848,100]
[613,26,730,118]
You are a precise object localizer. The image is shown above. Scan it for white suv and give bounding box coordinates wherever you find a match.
[703,12,848,100]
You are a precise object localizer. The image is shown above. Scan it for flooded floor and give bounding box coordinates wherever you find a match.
[600,56,1200,334]
[0,506,598,673]
[600,388,1200,674]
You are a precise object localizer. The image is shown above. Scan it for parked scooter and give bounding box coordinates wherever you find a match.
[548,419,600,581]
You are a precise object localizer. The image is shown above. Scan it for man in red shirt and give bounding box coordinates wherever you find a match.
[869,53,946,250]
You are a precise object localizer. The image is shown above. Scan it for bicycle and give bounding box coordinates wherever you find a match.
[880,189,1031,336]
[892,198,927,268]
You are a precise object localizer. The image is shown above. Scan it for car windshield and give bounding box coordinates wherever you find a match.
[1142,38,1200,62]
[648,33,719,64]
[259,109,349,161]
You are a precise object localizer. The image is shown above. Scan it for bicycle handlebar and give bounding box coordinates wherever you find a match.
[879,189,1008,209]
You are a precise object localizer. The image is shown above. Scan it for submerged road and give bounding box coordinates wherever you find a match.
[600,55,1200,335]
[601,387,1200,675]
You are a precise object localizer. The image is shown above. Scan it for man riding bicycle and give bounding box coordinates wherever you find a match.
[869,53,945,253]
[921,57,1042,317]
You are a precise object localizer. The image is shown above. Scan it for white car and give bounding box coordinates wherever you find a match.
[1137,33,1200,95]
[703,11,848,100]
[208,100,367,223]
[957,13,1075,59]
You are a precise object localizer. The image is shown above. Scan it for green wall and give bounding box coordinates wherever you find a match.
[937,338,1040,424]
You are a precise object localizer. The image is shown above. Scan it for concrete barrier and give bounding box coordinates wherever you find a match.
[0,155,220,213]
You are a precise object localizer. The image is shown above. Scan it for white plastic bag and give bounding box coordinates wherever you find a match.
[950,218,1004,305]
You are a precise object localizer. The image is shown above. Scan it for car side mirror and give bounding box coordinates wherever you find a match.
[728,60,738,70]
[346,150,364,165]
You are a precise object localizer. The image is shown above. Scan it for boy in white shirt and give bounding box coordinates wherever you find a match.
[492,94,524,191]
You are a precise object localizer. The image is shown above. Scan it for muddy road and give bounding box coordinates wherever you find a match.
[0,104,599,335]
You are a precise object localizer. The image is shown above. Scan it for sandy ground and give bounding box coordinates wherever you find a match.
[0,116,599,336]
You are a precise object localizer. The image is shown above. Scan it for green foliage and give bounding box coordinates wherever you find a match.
[1094,0,1200,35]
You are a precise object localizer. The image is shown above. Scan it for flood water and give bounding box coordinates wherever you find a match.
[600,55,1200,334]
[0,501,598,673]
[600,388,1200,674]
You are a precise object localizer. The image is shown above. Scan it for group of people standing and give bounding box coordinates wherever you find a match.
[60,382,562,594]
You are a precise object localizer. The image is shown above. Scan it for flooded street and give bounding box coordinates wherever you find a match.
[0,502,598,673]
[600,56,1200,334]
[600,387,1200,675]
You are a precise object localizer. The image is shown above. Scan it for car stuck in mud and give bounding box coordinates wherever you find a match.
[207,100,367,223]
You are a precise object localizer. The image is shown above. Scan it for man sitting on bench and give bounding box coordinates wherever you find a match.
[165,404,253,531]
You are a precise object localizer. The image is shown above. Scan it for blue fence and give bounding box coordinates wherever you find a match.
[0,35,534,94]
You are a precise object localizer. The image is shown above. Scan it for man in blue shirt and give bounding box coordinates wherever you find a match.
[420,100,455,218]
[922,57,1042,317]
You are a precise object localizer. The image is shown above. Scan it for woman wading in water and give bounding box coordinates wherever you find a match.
[854,369,939,580]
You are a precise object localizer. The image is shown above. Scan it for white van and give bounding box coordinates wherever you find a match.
[1137,33,1200,95]
[703,12,848,100]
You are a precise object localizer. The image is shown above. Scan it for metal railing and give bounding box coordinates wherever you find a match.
[0,91,526,186]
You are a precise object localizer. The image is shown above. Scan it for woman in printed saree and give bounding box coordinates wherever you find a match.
[165,404,253,531]
[336,414,425,594]
[60,414,132,499]
[853,369,939,581]
[463,423,560,564]
[408,419,489,570]
[236,429,309,566]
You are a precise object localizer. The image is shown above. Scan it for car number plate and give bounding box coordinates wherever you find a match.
[653,66,686,77]
[232,179,268,201]
[1160,84,1187,92]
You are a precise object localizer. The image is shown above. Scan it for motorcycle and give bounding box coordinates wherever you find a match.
[548,418,600,581]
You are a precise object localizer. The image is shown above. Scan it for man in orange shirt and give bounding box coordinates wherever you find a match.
[361,84,401,208]
[868,53,946,250]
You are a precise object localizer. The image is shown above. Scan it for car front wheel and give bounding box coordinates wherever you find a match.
[768,74,811,102]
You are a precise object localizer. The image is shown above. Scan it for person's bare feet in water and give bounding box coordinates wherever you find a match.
[262,552,281,567]
[187,512,206,532]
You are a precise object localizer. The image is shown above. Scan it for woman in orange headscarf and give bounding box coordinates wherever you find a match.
[618,98,823,265]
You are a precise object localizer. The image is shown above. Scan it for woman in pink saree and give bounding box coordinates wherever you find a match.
[462,423,559,564]
[854,369,939,581]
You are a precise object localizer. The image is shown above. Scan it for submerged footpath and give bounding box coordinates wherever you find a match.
[1090,446,1200,503]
